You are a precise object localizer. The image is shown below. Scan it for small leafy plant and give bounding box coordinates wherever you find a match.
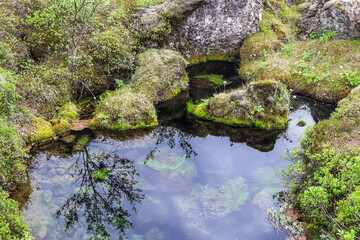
[309,30,337,43]
[251,105,264,115]
[342,70,360,86]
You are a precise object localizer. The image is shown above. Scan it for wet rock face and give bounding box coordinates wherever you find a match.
[298,0,360,39]
[181,0,263,52]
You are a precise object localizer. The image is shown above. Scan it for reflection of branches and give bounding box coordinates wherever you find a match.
[144,126,197,162]
[56,149,144,240]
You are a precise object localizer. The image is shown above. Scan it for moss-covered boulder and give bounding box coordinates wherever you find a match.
[29,118,55,142]
[58,102,78,120]
[90,89,158,130]
[188,80,290,129]
[130,49,189,104]
[49,119,71,135]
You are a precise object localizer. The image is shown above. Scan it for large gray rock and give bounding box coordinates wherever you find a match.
[181,0,263,53]
[136,0,211,32]
[298,0,360,39]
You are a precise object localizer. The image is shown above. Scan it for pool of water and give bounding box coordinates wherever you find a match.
[12,95,335,240]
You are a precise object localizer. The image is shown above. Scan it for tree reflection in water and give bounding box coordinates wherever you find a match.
[144,126,198,163]
[56,148,144,240]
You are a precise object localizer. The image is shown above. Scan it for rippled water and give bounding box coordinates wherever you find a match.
[12,95,334,240]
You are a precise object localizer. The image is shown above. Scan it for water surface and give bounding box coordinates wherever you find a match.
[13,95,335,240]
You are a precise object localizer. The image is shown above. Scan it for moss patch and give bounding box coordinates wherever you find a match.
[130,49,189,104]
[238,3,360,102]
[90,89,158,130]
[304,87,360,154]
[29,118,55,142]
[58,102,78,120]
[49,119,70,135]
[187,80,290,130]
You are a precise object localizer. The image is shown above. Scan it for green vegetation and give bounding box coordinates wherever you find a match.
[0,120,27,189]
[187,80,290,130]
[29,118,55,142]
[239,1,360,102]
[58,102,79,120]
[130,49,189,104]
[280,87,360,239]
[90,89,158,130]
[309,29,338,43]
[49,119,71,135]
[194,75,225,85]
[0,189,32,239]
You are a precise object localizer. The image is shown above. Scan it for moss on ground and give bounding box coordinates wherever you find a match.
[187,80,290,130]
[281,87,360,239]
[239,2,360,102]
[90,88,158,130]
[303,87,360,154]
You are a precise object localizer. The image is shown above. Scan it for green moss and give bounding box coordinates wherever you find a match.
[58,102,78,120]
[238,3,359,102]
[29,118,55,142]
[90,89,158,130]
[131,49,189,104]
[194,75,225,85]
[187,80,289,130]
[49,119,71,135]
[187,50,238,66]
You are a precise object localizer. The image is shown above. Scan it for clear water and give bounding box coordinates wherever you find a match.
[13,95,335,240]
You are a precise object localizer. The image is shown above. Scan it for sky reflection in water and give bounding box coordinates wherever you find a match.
[14,96,335,240]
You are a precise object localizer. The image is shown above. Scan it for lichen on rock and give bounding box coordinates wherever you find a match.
[181,0,263,54]
[188,80,290,129]
[130,49,189,104]
[297,0,360,40]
